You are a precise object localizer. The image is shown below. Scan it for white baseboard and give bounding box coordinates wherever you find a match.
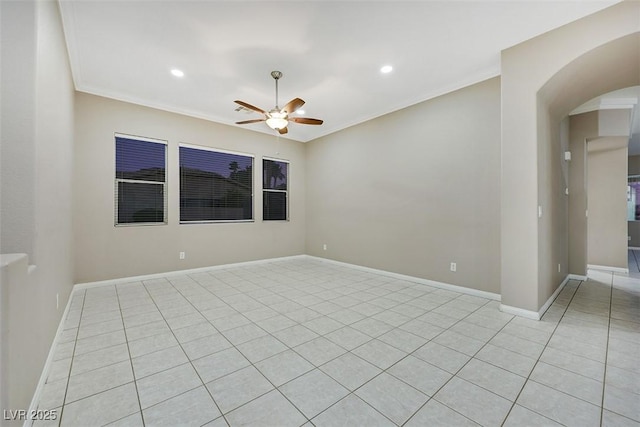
[628,246,640,250]
[500,274,572,321]
[499,304,540,320]
[77,254,501,304]
[75,254,308,290]
[24,289,75,427]
[587,264,629,274]
[537,274,571,318]
[28,254,308,421]
[304,255,501,301]
[36,253,499,421]
[568,274,588,281]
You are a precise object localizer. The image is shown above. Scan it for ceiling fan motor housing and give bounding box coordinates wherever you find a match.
[234,70,323,134]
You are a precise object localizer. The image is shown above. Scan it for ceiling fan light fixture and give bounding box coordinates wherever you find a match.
[234,71,323,133]
[266,111,288,130]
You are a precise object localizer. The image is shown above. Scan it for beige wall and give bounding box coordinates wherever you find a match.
[501,1,640,312]
[587,137,628,269]
[628,155,640,174]
[74,93,306,283]
[536,96,570,309]
[569,109,631,274]
[568,112,598,276]
[599,109,632,137]
[305,78,501,294]
[0,0,75,417]
[1,1,37,257]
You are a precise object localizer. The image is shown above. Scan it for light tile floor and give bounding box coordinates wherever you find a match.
[35,258,639,426]
[628,249,640,278]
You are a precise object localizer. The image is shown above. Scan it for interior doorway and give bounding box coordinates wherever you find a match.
[585,136,629,273]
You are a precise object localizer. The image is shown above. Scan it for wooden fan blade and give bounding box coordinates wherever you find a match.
[278,127,288,135]
[235,119,266,125]
[280,98,305,114]
[290,117,323,125]
[234,100,266,115]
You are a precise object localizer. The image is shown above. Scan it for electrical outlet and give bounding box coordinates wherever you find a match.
[450,262,457,272]
[179,251,185,260]
[558,263,561,273]
[323,244,327,251]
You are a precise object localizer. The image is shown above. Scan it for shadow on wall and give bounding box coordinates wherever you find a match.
[540,33,640,278]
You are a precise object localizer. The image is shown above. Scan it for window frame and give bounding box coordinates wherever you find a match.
[262,157,290,222]
[628,174,640,221]
[114,133,168,227]
[179,143,255,224]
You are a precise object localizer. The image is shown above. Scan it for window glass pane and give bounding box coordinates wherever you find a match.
[117,182,164,223]
[115,135,166,225]
[263,159,288,190]
[628,176,640,220]
[116,137,165,182]
[263,191,287,221]
[180,146,253,222]
[263,158,288,221]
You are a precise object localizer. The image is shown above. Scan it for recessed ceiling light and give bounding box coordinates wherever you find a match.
[380,65,393,74]
[296,109,305,115]
[171,69,184,78]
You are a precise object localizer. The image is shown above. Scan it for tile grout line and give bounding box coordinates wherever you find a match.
[178,264,451,424]
[170,268,382,423]
[65,264,464,424]
[166,272,317,425]
[61,288,141,425]
[137,277,229,426]
[114,283,147,426]
[400,298,521,427]
[178,262,418,424]
[281,286,470,425]
[599,271,614,426]
[88,265,493,426]
[55,289,86,427]
[70,264,403,425]
[141,275,307,421]
[48,259,631,426]
[202,265,415,423]
[335,298,499,426]
[499,279,583,426]
[296,289,491,424]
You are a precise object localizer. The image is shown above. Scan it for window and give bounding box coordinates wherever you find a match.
[115,134,167,225]
[263,158,288,221]
[628,175,640,220]
[179,144,253,222]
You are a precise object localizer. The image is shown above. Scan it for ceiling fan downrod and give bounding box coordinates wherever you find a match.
[233,70,323,134]
[271,71,282,108]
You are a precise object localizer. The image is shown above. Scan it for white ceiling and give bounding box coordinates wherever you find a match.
[59,0,620,143]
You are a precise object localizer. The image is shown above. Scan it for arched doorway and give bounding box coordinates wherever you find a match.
[500,0,640,317]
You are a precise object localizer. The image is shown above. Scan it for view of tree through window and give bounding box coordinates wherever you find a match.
[263,158,288,221]
[179,146,253,222]
[115,135,167,225]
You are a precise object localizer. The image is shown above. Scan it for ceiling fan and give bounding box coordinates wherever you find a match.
[234,71,323,135]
